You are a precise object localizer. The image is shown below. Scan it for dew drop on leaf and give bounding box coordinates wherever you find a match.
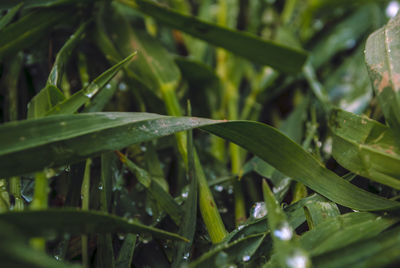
[250,202,267,219]
[286,250,310,268]
[273,222,293,241]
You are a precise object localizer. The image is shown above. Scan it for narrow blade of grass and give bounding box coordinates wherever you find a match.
[0,209,189,241]
[118,0,308,73]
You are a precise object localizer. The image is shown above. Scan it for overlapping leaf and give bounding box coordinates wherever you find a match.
[329,108,400,189]
[1,112,399,211]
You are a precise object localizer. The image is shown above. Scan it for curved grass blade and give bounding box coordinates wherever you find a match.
[300,212,398,256]
[312,225,400,268]
[118,0,308,73]
[0,8,72,60]
[0,209,188,241]
[47,22,89,88]
[329,108,400,189]
[46,52,136,116]
[0,3,23,31]
[1,113,399,211]
[365,12,400,137]
[201,121,400,211]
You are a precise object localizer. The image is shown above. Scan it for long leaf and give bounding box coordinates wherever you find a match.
[365,11,400,137]
[118,0,308,73]
[0,209,188,241]
[0,113,399,211]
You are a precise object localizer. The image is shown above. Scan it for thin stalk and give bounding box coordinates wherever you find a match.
[81,159,92,268]
[216,0,246,226]
[160,76,227,243]
[195,152,228,242]
[0,179,10,212]
[10,177,23,211]
[30,171,48,251]
[6,53,24,211]
[160,84,187,165]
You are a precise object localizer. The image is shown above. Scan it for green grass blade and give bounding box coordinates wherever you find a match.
[310,5,374,69]
[105,10,181,93]
[303,196,340,229]
[47,23,89,88]
[118,0,308,73]
[1,113,399,211]
[262,180,311,268]
[172,105,198,267]
[312,225,400,268]
[116,234,137,268]
[0,3,23,31]
[0,8,72,60]
[329,108,400,189]
[0,222,81,268]
[365,11,400,137]
[0,209,188,241]
[0,0,92,9]
[46,52,136,116]
[201,121,400,211]
[117,151,183,225]
[27,23,88,119]
[300,212,398,256]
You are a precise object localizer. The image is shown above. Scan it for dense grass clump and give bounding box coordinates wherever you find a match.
[1,1,400,267]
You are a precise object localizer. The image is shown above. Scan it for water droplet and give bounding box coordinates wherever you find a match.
[219,207,228,213]
[84,83,100,98]
[227,185,234,194]
[386,1,400,18]
[183,252,190,260]
[273,222,293,241]
[286,250,310,268]
[181,191,188,198]
[146,206,153,216]
[214,185,224,192]
[119,82,128,91]
[118,233,126,240]
[250,202,267,219]
[242,255,251,262]
[106,83,112,89]
[140,145,147,152]
[98,183,104,190]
